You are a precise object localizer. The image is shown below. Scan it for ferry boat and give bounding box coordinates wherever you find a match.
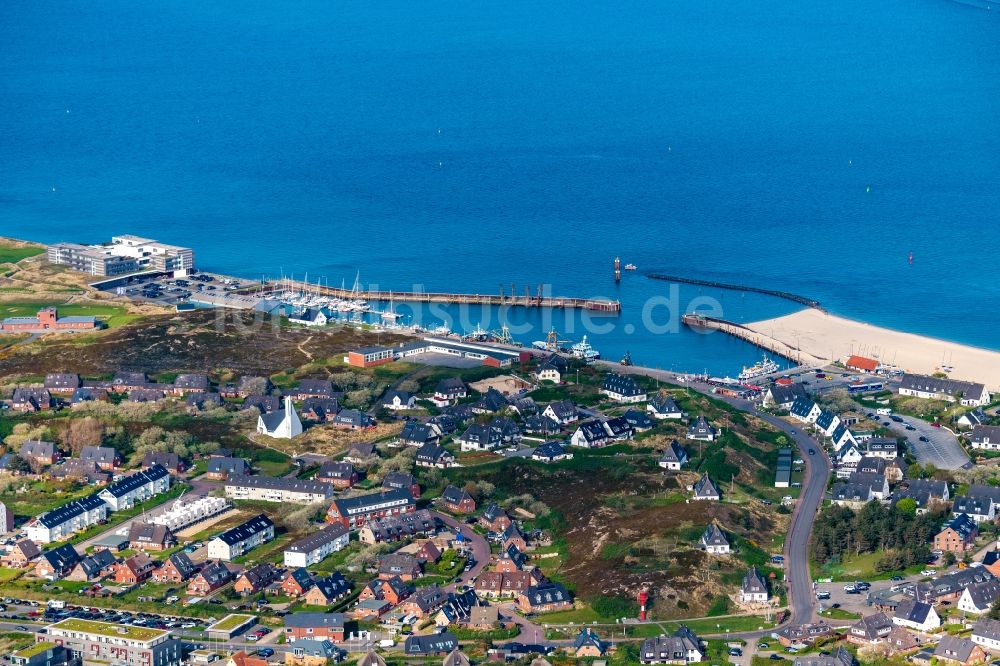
[738,355,779,382]
[570,335,601,363]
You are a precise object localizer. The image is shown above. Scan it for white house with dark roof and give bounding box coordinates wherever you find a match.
[892,599,940,632]
[700,523,730,554]
[692,474,720,501]
[257,396,303,439]
[832,424,858,452]
[601,374,647,404]
[865,438,899,459]
[658,440,688,471]
[382,390,416,411]
[647,394,683,420]
[570,420,612,448]
[762,383,808,410]
[542,400,578,425]
[958,409,987,429]
[814,410,841,438]
[971,426,1000,451]
[958,578,1000,615]
[972,618,1000,653]
[433,378,467,405]
[686,416,717,442]
[740,567,769,603]
[790,398,822,424]
[899,373,990,407]
[207,514,275,561]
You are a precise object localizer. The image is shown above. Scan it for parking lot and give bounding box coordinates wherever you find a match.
[97,270,250,308]
[881,414,970,470]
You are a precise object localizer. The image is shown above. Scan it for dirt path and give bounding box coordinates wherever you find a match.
[297,335,315,361]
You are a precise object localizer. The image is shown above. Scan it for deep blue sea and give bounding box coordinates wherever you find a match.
[2,0,999,375]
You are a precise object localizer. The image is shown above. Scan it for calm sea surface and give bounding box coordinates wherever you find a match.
[2,0,998,374]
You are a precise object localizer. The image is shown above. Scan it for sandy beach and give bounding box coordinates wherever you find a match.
[745,309,1000,391]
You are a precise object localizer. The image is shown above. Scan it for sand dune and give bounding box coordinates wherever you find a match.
[745,309,1000,391]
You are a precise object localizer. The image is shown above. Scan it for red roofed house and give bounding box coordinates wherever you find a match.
[845,355,879,373]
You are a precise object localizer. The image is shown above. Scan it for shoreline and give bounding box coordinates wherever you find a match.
[742,308,1000,391]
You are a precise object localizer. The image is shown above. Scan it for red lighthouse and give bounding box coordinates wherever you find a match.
[638,588,649,621]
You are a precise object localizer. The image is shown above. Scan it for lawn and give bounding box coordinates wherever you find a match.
[0,244,44,265]
[208,613,257,632]
[813,550,925,582]
[0,301,138,328]
[818,607,861,620]
[51,618,165,640]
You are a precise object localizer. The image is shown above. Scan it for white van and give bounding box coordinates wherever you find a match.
[876,408,892,415]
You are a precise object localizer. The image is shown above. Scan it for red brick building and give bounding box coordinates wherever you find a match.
[347,346,395,369]
[0,307,99,333]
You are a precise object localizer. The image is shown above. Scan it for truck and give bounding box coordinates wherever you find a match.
[46,599,66,610]
[876,407,892,415]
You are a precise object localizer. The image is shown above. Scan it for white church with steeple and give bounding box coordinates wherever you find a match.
[257,396,303,439]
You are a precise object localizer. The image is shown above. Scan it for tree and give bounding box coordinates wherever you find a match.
[943,551,957,566]
[61,417,104,455]
[3,454,31,475]
[896,498,917,516]
[989,597,1000,621]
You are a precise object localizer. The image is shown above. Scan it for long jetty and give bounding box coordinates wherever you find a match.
[239,281,621,313]
[647,273,823,311]
[682,313,827,367]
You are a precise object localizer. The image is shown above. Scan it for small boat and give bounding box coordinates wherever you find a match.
[570,335,601,363]
[624,263,637,271]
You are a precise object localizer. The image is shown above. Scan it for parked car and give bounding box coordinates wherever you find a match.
[816,591,831,600]
[919,436,929,442]
[729,648,743,657]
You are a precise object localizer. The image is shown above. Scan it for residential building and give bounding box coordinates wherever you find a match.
[66,549,117,582]
[601,374,647,403]
[692,474,720,501]
[207,514,275,561]
[441,485,476,513]
[971,426,1000,451]
[639,626,704,664]
[128,522,175,551]
[958,579,1000,615]
[326,489,415,528]
[518,582,572,613]
[935,514,979,553]
[97,464,171,511]
[433,378,467,405]
[27,494,108,543]
[934,637,987,666]
[286,639,341,666]
[44,373,81,394]
[972,618,1000,654]
[79,445,119,470]
[234,563,279,595]
[303,573,352,606]
[687,415,718,441]
[893,599,940,632]
[648,393,684,419]
[899,373,990,407]
[658,440,688,470]
[358,509,437,545]
[225,475,334,504]
[382,390,416,411]
[316,462,359,489]
[43,617,182,666]
[740,567,769,603]
[186,561,234,595]
[280,567,315,597]
[34,544,82,581]
[542,400,578,425]
[531,441,573,463]
[111,553,156,586]
[284,524,351,568]
[700,523,730,555]
[415,442,456,468]
[19,439,58,466]
[206,456,246,480]
[402,633,459,657]
[152,552,197,583]
[789,398,822,424]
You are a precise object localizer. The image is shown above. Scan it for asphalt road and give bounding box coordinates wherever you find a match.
[885,415,969,470]
[748,408,830,624]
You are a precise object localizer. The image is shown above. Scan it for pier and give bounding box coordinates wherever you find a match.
[682,313,827,367]
[648,273,823,311]
[238,280,621,313]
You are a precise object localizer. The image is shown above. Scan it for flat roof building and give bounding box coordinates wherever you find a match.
[47,234,195,276]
